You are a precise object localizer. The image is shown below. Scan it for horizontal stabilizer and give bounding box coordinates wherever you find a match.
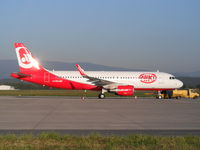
[11,72,32,79]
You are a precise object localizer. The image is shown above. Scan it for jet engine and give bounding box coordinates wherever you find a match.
[115,85,134,96]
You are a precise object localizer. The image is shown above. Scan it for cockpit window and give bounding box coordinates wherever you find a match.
[169,77,176,79]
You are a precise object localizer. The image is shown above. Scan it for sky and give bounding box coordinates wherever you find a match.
[0,0,200,73]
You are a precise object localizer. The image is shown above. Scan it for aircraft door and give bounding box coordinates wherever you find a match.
[44,72,50,82]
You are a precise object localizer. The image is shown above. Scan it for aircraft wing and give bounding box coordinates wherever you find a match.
[76,64,116,87]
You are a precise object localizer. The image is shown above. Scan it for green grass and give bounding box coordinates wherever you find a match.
[0,90,156,97]
[0,133,199,150]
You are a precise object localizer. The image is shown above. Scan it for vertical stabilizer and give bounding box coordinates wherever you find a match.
[14,43,43,73]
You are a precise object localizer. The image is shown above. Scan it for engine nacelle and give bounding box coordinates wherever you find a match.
[115,85,134,96]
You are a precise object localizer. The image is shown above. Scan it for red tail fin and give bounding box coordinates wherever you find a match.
[14,43,43,73]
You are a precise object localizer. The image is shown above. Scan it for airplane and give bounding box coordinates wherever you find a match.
[11,43,183,99]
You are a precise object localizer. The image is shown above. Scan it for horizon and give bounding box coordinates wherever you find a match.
[0,59,199,75]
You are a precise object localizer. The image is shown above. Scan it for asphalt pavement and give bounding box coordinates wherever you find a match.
[0,96,199,135]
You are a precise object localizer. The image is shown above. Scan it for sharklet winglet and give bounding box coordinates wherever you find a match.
[76,64,86,76]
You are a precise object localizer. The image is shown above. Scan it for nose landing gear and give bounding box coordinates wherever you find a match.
[156,90,162,99]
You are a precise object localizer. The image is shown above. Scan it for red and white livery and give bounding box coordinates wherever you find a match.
[11,43,183,99]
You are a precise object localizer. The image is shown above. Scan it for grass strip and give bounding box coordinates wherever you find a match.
[0,90,155,97]
[0,133,199,150]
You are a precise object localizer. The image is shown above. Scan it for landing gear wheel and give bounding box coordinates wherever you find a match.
[157,90,162,99]
[98,93,105,99]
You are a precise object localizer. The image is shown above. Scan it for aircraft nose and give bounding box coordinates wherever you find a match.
[176,80,183,88]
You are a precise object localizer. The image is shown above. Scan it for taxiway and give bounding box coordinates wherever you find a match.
[0,96,199,135]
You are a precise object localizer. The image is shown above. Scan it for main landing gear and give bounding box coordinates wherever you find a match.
[98,93,105,99]
[98,89,107,99]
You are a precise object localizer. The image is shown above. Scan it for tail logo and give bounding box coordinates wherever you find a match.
[16,47,40,69]
[21,54,31,64]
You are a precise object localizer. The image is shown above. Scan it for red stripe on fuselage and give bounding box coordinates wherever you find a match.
[134,88,175,91]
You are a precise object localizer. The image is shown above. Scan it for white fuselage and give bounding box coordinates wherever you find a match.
[49,71,183,90]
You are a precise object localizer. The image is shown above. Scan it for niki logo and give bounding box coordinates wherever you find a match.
[16,47,40,69]
[139,73,157,84]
